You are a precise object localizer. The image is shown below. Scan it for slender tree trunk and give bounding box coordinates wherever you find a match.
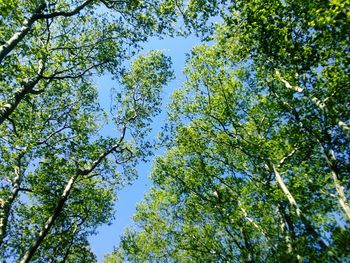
[320,147,350,221]
[330,170,350,221]
[269,162,330,251]
[0,167,21,247]
[273,90,350,221]
[0,152,26,247]
[277,204,293,255]
[240,206,268,238]
[276,203,304,262]
[0,3,46,63]
[18,138,124,261]
[0,78,41,125]
[275,69,350,139]
[19,176,76,263]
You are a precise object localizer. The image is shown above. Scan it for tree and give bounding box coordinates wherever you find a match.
[0,0,177,261]
[114,0,350,261]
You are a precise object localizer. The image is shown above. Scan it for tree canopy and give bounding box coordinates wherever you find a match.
[1,0,349,262]
[112,0,350,262]
[0,0,178,261]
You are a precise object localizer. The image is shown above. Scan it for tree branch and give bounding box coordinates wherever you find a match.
[0,60,45,126]
[275,69,350,139]
[0,0,94,63]
[35,0,94,20]
[0,3,46,63]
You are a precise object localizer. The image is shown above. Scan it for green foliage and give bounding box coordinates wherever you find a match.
[0,1,175,261]
[114,0,350,262]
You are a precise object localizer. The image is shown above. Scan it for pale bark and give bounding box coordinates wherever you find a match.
[0,0,94,63]
[0,166,21,247]
[281,217,293,254]
[20,176,76,263]
[276,203,304,262]
[268,161,331,253]
[0,4,45,63]
[272,90,350,221]
[19,129,127,262]
[275,69,350,139]
[271,163,302,217]
[0,152,26,247]
[240,206,267,238]
[0,77,42,126]
[320,147,350,221]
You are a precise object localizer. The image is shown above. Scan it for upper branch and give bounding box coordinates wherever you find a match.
[0,3,46,63]
[0,0,94,63]
[34,0,94,19]
[79,125,127,175]
[275,69,350,139]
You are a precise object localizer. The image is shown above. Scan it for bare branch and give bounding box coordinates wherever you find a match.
[79,125,127,175]
[35,0,94,20]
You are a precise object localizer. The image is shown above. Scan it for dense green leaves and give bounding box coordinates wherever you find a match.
[0,0,176,261]
[1,0,349,261]
[114,1,350,262]
[0,49,173,262]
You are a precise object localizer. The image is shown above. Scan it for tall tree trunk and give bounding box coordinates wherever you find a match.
[19,176,76,263]
[269,162,329,251]
[272,91,350,221]
[0,78,41,126]
[19,139,124,262]
[277,204,294,255]
[0,3,46,63]
[0,167,21,247]
[0,153,26,247]
[275,69,350,139]
[320,147,350,221]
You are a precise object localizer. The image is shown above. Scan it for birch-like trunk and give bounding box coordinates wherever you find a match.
[0,167,21,247]
[0,78,41,126]
[277,204,293,255]
[269,162,330,252]
[0,4,46,63]
[321,148,350,221]
[19,176,76,263]
[275,69,350,139]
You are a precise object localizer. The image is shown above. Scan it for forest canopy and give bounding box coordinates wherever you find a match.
[0,0,349,262]
[112,0,350,262]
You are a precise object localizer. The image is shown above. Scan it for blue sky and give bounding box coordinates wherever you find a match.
[89,34,200,262]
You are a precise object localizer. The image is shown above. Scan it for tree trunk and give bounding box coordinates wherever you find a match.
[0,78,41,125]
[321,148,350,221]
[0,4,46,63]
[275,69,350,139]
[269,162,330,251]
[0,167,21,247]
[19,176,76,263]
